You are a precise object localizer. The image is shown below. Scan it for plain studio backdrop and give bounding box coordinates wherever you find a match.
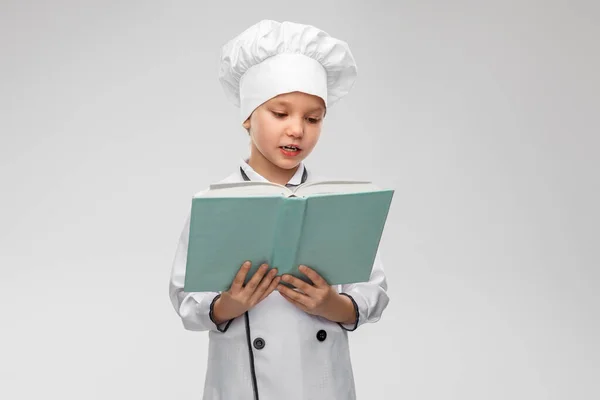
[1,1,598,399]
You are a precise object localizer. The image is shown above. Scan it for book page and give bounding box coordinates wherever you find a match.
[195,181,293,198]
[194,180,383,198]
[294,181,380,196]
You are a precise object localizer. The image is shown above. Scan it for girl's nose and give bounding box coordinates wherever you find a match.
[285,118,304,138]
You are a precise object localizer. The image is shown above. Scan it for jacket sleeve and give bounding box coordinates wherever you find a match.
[168,210,233,332]
[337,249,389,331]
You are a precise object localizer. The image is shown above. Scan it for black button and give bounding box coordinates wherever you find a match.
[316,329,327,342]
[253,337,265,350]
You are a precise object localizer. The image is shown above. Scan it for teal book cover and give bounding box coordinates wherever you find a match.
[183,181,394,292]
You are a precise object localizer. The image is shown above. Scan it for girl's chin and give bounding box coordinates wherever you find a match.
[252,148,307,170]
[273,155,305,169]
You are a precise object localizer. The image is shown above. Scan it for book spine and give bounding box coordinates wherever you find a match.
[270,197,307,275]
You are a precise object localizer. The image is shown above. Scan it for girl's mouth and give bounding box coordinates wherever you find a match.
[280,145,302,156]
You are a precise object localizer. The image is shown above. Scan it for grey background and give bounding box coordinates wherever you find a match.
[1,1,598,399]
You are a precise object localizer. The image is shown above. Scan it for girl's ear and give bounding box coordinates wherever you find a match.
[242,117,251,133]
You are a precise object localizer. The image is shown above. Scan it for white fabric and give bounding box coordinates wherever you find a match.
[239,52,328,125]
[168,163,389,400]
[239,158,305,185]
[218,19,358,123]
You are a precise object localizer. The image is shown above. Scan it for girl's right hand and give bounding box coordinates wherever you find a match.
[212,261,280,324]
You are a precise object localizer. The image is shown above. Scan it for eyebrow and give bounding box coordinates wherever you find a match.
[272,100,325,113]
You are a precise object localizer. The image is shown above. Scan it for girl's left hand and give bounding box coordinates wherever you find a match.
[277,265,355,324]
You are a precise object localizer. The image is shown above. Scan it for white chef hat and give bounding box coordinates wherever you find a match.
[218,20,358,124]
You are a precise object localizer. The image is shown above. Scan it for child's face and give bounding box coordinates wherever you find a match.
[243,91,326,171]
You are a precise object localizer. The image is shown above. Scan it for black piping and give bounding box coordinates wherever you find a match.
[238,163,309,400]
[338,293,360,331]
[239,165,308,186]
[208,293,233,332]
[245,312,259,400]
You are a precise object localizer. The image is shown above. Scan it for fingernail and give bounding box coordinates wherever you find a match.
[244,261,251,267]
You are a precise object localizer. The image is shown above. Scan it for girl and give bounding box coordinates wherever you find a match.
[169,20,389,400]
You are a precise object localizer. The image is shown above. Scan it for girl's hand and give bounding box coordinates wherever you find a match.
[212,261,280,324]
[277,265,356,325]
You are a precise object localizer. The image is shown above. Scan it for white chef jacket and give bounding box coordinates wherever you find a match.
[169,158,389,400]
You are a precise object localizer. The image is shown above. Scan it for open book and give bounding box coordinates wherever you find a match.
[184,180,394,292]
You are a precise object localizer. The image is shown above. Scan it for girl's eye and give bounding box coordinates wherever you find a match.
[307,118,321,124]
[272,111,287,118]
